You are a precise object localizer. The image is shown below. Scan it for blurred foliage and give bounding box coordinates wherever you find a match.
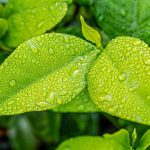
[0,0,150,149]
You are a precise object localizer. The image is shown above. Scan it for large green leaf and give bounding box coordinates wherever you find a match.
[56,129,132,150]
[2,0,72,47]
[0,33,99,115]
[93,0,150,44]
[88,36,150,125]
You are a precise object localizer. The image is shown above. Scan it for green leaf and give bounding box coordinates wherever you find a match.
[131,128,137,147]
[0,33,99,115]
[80,16,102,49]
[88,36,150,125]
[0,18,8,38]
[56,129,132,150]
[93,0,150,45]
[2,0,72,48]
[137,130,150,150]
[53,88,99,112]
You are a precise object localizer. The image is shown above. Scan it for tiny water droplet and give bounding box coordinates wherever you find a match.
[37,21,44,29]
[118,73,127,81]
[48,48,54,55]
[64,37,70,43]
[9,80,16,87]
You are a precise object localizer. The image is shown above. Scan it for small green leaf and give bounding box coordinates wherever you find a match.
[0,18,8,38]
[137,130,150,150]
[131,128,137,147]
[0,33,99,115]
[56,129,132,150]
[2,0,72,47]
[88,36,150,125]
[80,15,102,49]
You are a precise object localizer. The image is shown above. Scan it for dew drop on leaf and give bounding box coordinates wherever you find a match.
[9,80,16,87]
[118,73,127,81]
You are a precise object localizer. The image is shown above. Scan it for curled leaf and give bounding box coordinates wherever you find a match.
[80,15,102,49]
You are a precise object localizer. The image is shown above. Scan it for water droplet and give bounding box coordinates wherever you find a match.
[37,21,44,29]
[28,41,38,54]
[118,73,127,81]
[100,93,112,102]
[9,80,16,87]
[56,99,63,105]
[48,48,54,55]
[136,116,142,122]
[144,59,150,65]
[64,37,70,43]
[46,91,55,102]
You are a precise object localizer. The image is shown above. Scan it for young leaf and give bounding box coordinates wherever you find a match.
[0,18,8,38]
[53,88,99,112]
[0,33,99,115]
[131,128,137,147]
[2,0,72,47]
[88,36,150,125]
[136,129,150,150]
[56,129,132,150]
[80,16,102,49]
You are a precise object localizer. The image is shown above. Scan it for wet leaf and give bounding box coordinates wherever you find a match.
[0,33,99,115]
[2,0,72,47]
[88,36,150,125]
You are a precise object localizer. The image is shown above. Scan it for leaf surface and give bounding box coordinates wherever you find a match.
[0,33,99,115]
[56,129,132,150]
[88,36,150,125]
[2,0,72,47]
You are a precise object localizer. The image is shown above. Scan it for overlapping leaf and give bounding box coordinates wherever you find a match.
[56,129,132,150]
[0,33,99,115]
[2,0,72,47]
[93,0,150,44]
[88,36,150,125]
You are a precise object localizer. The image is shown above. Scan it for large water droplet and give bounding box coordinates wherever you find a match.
[9,80,16,87]
[118,73,127,81]
[100,93,112,102]
[46,91,55,102]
